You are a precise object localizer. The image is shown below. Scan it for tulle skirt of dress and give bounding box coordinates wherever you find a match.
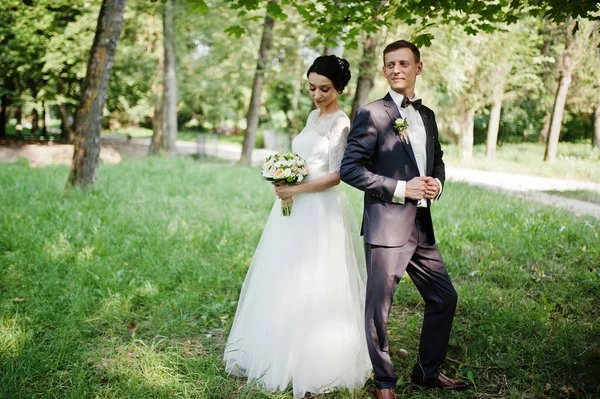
[224,185,371,398]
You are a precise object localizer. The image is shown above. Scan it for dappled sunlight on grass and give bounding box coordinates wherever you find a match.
[0,313,30,358]
[1,158,598,398]
[91,340,183,389]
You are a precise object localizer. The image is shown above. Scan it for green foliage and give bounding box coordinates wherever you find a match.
[0,158,598,398]
[105,0,163,126]
[2,0,599,147]
[223,25,246,38]
[520,0,600,22]
[0,0,90,119]
[208,0,598,50]
[175,0,269,131]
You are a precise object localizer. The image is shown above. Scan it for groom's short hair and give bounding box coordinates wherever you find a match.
[383,40,420,65]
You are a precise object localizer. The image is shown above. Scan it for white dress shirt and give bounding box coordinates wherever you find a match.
[388,90,442,207]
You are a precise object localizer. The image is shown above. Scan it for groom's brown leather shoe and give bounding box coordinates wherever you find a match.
[375,387,396,399]
[411,373,470,390]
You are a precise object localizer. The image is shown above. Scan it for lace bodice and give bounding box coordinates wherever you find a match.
[292,109,350,178]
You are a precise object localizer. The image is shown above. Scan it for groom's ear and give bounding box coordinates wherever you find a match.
[416,62,423,76]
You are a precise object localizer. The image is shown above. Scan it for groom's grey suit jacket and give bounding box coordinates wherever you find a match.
[340,93,445,247]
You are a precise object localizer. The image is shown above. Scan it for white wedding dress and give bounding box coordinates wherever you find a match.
[224,109,371,398]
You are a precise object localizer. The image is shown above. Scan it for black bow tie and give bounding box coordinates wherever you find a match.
[401,97,422,109]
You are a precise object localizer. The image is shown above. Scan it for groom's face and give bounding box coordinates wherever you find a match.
[382,48,422,95]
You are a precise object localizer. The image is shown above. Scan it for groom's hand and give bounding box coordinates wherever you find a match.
[405,177,432,200]
[424,178,441,199]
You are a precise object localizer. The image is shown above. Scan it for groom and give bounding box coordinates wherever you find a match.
[340,40,468,399]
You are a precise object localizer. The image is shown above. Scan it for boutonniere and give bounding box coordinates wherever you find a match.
[394,117,409,144]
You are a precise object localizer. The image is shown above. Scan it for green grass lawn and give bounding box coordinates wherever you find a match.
[103,127,600,184]
[103,127,246,146]
[443,142,600,184]
[1,158,599,398]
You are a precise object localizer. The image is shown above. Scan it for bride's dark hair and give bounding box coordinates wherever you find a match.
[306,55,351,93]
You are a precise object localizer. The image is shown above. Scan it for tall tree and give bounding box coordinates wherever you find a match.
[594,60,600,148]
[239,0,276,166]
[485,65,506,159]
[594,93,600,148]
[161,0,178,155]
[537,27,559,144]
[349,0,389,120]
[458,97,476,160]
[481,18,544,158]
[149,47,164,154]
[350,34,379,121]
[544,18,595,163]
[68,0,127,187]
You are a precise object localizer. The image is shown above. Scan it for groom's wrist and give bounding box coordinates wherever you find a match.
[434,178,443,200]
[392,181,406,204]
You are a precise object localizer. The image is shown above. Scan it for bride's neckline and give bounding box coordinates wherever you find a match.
[316,108,343,119]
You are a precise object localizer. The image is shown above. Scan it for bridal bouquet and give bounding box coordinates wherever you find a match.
[261,151,309,216]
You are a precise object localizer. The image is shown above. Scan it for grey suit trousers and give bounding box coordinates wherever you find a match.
[364,211,458,389]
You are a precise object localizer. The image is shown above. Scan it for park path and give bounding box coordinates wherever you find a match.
[447,167,600,220]
[185,138,600,220]
[2,134,599,219]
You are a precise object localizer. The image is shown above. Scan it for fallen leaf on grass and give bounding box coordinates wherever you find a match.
[127,321,139,334]
[559,385,576,398]
[12,297,25,302]
[92,357,116,371]
[180,339,206,358]
[544,383,551,393]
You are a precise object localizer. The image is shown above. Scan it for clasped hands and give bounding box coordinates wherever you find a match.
[405,176,440,200]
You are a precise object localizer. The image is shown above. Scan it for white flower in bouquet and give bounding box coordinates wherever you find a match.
[262,151,310,216]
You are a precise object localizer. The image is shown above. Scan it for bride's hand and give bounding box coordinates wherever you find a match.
[273,183,301,200]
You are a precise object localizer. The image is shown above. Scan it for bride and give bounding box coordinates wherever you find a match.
[224,55,371,398]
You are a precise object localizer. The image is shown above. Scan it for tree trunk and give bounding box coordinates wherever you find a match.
[161,0,177,155]
[149,96,163,154]
[15,106,22,135]
[239,1,275,166]
[149,24,165,155]
[0,96,7,138]
[485,103,502,159]
[485,67,505,160]
[537,31,554,144]
[459,99,475,161]
[538,111,551,143]
[68,0,127,188]
[593,99,600,148]
[58,84,74,141]
[59,103,73,142]
[350,34,378,121]
[31,108,39,136]
[544,18,577,163]
[544,73,572,162]
[42,101,48,136]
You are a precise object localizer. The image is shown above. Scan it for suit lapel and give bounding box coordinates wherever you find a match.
[383,93,418,169]
[418,107,434,175]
